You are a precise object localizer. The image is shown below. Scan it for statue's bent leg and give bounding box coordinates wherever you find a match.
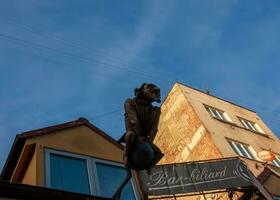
[145,143,164,173]
[124,131,136,168]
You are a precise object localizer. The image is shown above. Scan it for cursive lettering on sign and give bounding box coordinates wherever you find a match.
[148,166,229,187]
[189,166,227,182]
[140,158,253,196]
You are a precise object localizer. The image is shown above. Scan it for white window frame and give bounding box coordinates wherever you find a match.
[240,144,253,159]
[240,119,250,129]
[206,106,232,122]
[228,140,255,160]
[207,107,224,120]
[45,148,140,199]
[45,148,95,194]
[239,118,265,134]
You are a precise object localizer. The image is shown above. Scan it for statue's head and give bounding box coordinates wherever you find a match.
[135,83,161,103]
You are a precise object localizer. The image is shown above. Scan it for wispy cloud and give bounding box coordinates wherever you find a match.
[0,0,279,171]
[91,1,173,90]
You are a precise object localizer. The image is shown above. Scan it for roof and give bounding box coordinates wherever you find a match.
[0,180,113,200]
[0,117,123,181]
[176,82,256,113]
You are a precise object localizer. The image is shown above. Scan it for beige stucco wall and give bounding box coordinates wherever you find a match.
[21,150,36,185]
[15,125,123,187]
[177,83,280,175]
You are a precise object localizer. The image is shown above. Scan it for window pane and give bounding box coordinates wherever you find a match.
[273,156,280,167]
[247,121,256,131]
[96,162,136,200]
[50,153,90,194]
[272,160,280,167]
[215,110,224,120]
[235,143,247,157]
[229,141,240,155]
[242,145,254,159]
[240,119,249,129]
[208,107,216,117]
[240,118,259,132]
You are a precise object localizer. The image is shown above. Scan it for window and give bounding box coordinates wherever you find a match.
[272,154,280,167]
[228,140,255,159]
[95,162,136,199]
[45,149,139,199]
[239,117,265,134]
[49,153,90,194]
[205,106,233,122]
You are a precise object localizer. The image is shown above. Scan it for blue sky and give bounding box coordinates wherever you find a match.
[0,0,280,171]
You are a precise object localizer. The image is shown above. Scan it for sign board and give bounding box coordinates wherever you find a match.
[139,158,253,196]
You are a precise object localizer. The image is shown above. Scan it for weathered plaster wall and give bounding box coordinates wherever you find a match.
[21,151,36,185]
[155,84,222,165]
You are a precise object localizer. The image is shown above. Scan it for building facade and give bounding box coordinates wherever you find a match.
[0,118,141,200]
[154,82,280,199]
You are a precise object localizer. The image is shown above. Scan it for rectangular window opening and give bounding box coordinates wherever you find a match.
[45,149,139,199]
[227,140,255,160]
[49,153,90,194]
[238,117,265,134]
[205,106,232,123]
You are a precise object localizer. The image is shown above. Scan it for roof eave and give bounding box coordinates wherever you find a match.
[0,135,25,181]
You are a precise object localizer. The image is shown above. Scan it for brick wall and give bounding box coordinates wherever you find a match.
[154,84,222,164]
[151,84,224,199]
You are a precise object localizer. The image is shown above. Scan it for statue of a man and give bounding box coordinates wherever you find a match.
[124,83,164,171]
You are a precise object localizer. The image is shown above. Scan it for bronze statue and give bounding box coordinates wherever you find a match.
[124,83,164,171]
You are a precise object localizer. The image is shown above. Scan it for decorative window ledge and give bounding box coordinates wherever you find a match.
[240,156,280,169]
